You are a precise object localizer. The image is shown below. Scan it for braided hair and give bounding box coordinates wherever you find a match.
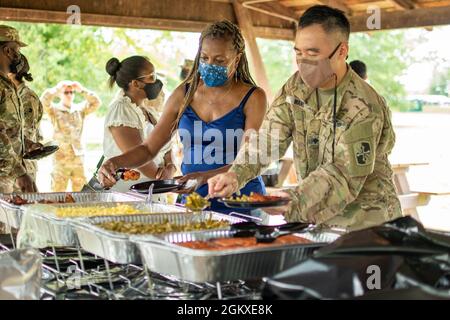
[174,20,255,130]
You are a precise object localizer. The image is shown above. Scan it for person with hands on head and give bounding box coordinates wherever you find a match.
[208,6,401,231]
[41,79,101,192]
[102,55,175,199]
[99,20,268,213]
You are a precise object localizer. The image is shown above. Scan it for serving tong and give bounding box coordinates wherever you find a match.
[230,221,313,243]
[114,168,137,181]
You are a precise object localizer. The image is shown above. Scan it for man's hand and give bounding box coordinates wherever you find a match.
[174,171,211,194]
[98,159,118,188]
[55,81,68,94]
[71,81,83,93]
[25,139,43,153]
[207,172,239,198]
[16,174,37,192]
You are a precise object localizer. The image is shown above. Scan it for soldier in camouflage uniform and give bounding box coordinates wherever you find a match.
[0,26,37,233]
[41,81,101,192]
[208,6,402,231]
[9,54,43,189]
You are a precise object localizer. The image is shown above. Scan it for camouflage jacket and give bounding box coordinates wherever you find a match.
[41,87,100,156]
[230,68,402,231]
[17,83,43,142]
[0,73,26,178]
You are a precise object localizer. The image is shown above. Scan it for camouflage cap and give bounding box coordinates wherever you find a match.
[0,25,27,47]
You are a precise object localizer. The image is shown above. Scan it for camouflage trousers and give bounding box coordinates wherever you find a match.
[52,148,87,192]
[0,177,15,234]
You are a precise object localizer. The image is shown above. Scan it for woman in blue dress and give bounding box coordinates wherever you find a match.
[99,20,267,213]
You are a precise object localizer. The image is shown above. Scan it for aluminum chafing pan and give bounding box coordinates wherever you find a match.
[20,202,180,248]
[0,191,145,229]
[131,229,341,283]
[71,211,244,265]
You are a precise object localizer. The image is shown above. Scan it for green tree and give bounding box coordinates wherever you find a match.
[349,31,411,111]
[429,67,450,96]
[1,21,114,115]
[257,38,296,95]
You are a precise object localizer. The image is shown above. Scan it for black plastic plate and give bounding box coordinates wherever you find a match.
[129,179,183,194]
[23,145,59,160]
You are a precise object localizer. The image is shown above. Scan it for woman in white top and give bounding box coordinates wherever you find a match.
[103,56,176,195]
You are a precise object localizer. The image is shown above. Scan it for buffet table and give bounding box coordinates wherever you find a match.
[0,191,339,300]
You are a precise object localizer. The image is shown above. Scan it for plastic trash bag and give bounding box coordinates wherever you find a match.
[262,217,450,300]
[0,248,42,300]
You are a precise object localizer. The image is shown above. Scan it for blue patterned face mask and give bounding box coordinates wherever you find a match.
[198,61,229,87]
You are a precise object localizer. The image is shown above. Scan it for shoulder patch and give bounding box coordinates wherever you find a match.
[354,141,372,166]
[341,119,376,177]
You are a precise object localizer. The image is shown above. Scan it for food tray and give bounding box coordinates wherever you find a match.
[131,229,341,283]
[71,211,244,265]
[0,191,145,229]
[17,202,182,248]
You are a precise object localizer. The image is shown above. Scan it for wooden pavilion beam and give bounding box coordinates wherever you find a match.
[316,0,352,15]
[389,0,417,10]
[0,7,210,32]
[350,5,450,32]
[241,0,299,23]
[0,6,298,40]
[1,4,449,40]
[232,0,273,101]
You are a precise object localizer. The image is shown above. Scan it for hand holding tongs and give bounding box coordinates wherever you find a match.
[114,168,132,181]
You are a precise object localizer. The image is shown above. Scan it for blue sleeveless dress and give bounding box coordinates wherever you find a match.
[178,87,266,214]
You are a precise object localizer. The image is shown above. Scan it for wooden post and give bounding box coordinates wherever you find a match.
[232,0,273,102]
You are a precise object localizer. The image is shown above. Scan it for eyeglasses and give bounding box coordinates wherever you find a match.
[64,91,74,95]
[136,72,157,82]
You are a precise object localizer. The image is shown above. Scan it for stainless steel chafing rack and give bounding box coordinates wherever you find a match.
[36,246,261,300]
[71,211,245,265]
[131,229,341,283]
[0,224,342,300]
[0,191,145,230]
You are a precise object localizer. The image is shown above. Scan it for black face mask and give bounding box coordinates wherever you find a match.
[8,51,22,74]
[140,79,163,100]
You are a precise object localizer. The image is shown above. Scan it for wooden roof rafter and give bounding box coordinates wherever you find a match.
[0,0,448,41]
[389,0,417,10]
[315,0,352,15]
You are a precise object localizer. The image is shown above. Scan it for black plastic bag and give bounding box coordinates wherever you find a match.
[262,217,450,300]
